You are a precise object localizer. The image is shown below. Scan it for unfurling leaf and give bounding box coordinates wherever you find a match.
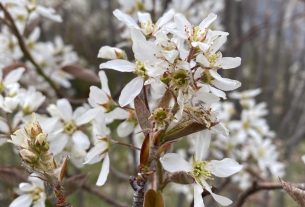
[140,134,150,167]
[2,62,26,76]
[62,64,100,83]
[169,172,194,184]
[134,96,152,135]
[58,157,68,182]
[280,179,305,207]
[161,120,216,144]
[158,89,173,109]
[144,189,164,207]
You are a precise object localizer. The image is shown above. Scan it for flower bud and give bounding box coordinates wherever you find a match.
[26,122,43,139]
[20,149,38,164]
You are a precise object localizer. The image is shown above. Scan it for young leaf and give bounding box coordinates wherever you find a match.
[62,64,100,83]
[144,189,164,207]
[161,120,216,144]
[140,134,150,167]
[134,96,152,135]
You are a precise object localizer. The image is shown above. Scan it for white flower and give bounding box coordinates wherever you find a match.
[113,9,174,36]
[9,174,46,207]
[17,87,46,115]
[84,111,110,186]
[160,130,242,206]
[0,67,25,95]
[47,99,98,167]
[100,29,161,107]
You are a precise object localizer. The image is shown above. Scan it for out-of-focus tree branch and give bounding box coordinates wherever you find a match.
[0,3,61,97]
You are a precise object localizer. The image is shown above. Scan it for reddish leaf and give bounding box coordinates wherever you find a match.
[134,96,152,136]
[62,64,99,83]
[169,172,194,184]
[161,120,216,144]
[144,189,164,207]
[157,89,173,109]
[2,62,26,77]
[140,134,150,167]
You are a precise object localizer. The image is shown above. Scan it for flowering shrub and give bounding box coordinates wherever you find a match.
[0,1,305,207]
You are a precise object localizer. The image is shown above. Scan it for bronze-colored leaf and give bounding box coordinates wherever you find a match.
[280,179,305,207]
[0,167,28,186]
[140,134,150,167]
[144,189,164,207]
[58,157,68,182]
[158,89,173,109]
[161,120,216,144]
[169,172,194,185]
[63,174,87,196]
[134,96,152,135]
[62,64,100,83]
[2,62,26,76]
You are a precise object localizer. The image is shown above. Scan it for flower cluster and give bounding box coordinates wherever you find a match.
[212,89,285,189]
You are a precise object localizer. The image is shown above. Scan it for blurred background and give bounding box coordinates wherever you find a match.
[1,0,305,206]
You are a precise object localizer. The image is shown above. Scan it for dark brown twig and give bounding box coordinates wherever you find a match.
[82,183,128,207]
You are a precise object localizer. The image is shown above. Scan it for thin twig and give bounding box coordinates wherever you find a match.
[82,183,128,207]
[235,181,305,207]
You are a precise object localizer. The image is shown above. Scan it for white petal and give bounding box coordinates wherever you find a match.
[9,194,32,207]
[117,121,134,137]
[160,153,192,173]
[49,134,68,155]
[137,12,152,25]
[210,70,241,91]
[194,130,211,161]
[196,54,210,67]
[201,180,232,206]
[97,46,126,60]
[19,183,34,192]
[207,158,242,177]
[194,184,205,207]
[99,60,135,72]
[118,77,144,107]
[220,57,241,69]
[75,108,100,126]
[209,35,227,54]
[84,142,108,165]
[105,107,129,122]
[195,88,219,104]
[88,86,108,107]
[96,154,110,186]
[4,67,25,85]
[302,155,305,164]
[211,123,229,137]
[57,99,73,121]
[199,13,217,29]
[174,14,192,38]
[131,29,157,63]
[155,9,175,29]
[113,9,140,29]
[99,71,111,96]
[72,131,90,150]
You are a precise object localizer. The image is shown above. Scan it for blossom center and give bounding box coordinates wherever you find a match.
[201,70,214,84]
[0,81,4,92]
[192,160,212,180]
[172,69,189,89]
[135,61,147,78]
[31,187,43,202]
[64,121,77,135]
